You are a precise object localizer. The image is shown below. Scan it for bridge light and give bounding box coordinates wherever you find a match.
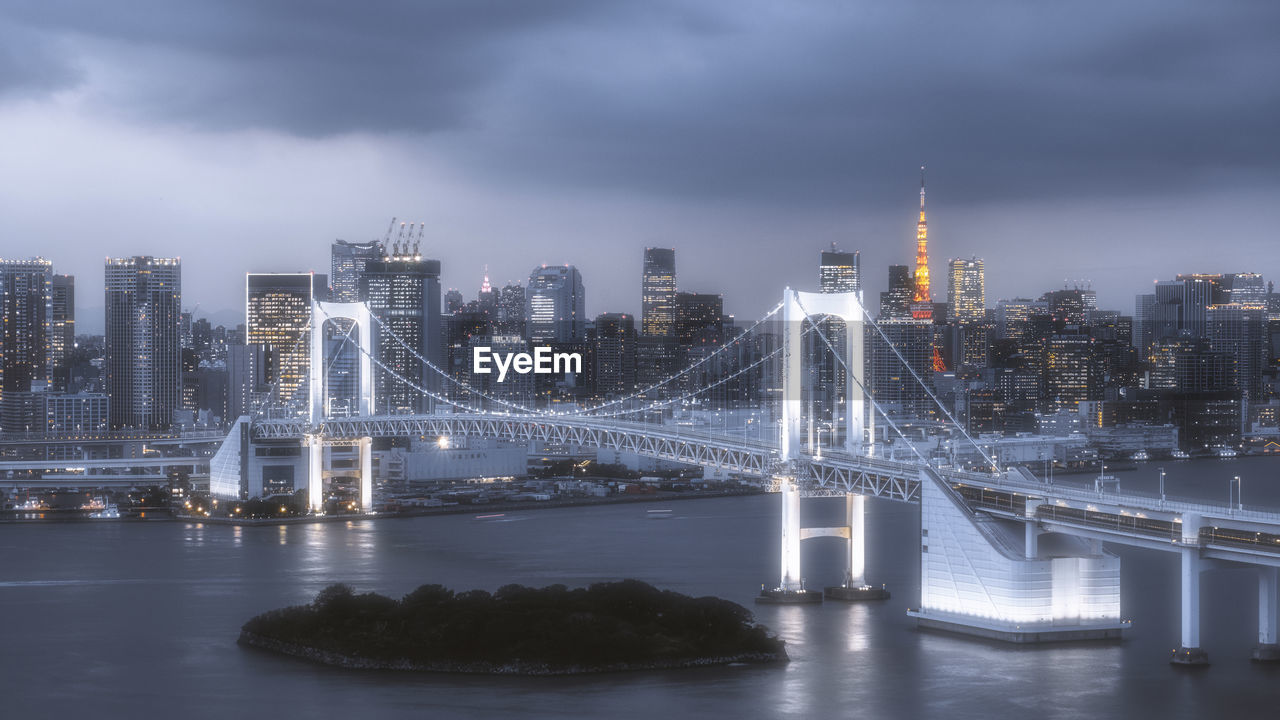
[437,436,451,450]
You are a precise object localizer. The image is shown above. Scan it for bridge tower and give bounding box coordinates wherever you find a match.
[761,288,884,603]
[307,301,376,513]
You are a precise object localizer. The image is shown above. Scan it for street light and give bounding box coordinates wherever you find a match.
[1158,467,1166,508]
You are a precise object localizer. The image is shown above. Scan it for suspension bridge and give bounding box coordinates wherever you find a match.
[207,288,1280,665]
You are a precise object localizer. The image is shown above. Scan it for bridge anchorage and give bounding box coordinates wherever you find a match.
[205,288,1280,664]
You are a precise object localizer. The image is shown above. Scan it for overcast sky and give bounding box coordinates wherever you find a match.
[2,0,1277,331]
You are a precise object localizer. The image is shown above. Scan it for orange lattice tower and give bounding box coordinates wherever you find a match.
[911,165,932,319]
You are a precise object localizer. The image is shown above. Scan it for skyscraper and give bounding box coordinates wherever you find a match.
[880,265,915,320]
[1206,303,1267,402]
[526,265,586,344]
[1225,272,1267,306]
[495,282,526,336]
[363,246,442,413]
[330,239,384,303]
[105,257,182,430]
[1133,293,1156,356]
[246,273,322,410]
[675,292,724,347]
[911,166,933,320]
[591,313,637,397]
[947,258,985,323]
[819,245,860,295]
[948,257,986,368]
[641,248,676,337]
[50,274,74,389]
[0,258,52,432]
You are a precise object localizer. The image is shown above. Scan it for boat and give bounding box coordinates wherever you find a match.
[647,509,673,519]
[1132,450,1150,462]
[89,504,121,519]
[1172,449,1190,460]
[1214,447,1238,458]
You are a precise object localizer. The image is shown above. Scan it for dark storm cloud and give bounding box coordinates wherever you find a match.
[2,0,1278,206]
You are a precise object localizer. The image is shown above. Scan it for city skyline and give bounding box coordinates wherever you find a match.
[2,2,1277,323]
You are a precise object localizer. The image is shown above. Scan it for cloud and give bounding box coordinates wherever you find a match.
[2,0,1276,209]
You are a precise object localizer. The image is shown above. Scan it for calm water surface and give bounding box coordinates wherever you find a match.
[3,457,1280,719]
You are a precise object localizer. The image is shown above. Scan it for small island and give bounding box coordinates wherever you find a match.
[239,579,787,674]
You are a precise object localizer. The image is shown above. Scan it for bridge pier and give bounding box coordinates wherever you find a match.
[757,479,821,604]
[1253,566,1280,662]
[307,435,324,512]
[825,493,889,601]
[1172,513,1208,666]
[358,437,373,512]
[1172,549,1209,666]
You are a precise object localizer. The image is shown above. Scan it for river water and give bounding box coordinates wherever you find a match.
[3,457,1279,719]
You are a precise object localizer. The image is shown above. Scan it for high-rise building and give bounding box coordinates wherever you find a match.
[868,318,935,419]
[105,257,182,430]
[495,283,526,336]
[820,245,860,295]
[1206,303,1267,402]
[246,273,322,410]
[911,167,933,320]
[50,274,74,388]
[641,248,677,338]
[1043,335,1099,412]
[947,257,985,323]
[0,258,52,432]
[444,289,464,314]
[675,292,724,347]
[880,265,915,320]
[526,265,586,344]
[591,313,637,397]
[1133,293,1156,356]
[995,298,1047,342]
[227,342,268,420]
[363,248,442,413]
[1042,288,1089,327]
[947,257,988,369]
[1225,272,1267,306]
[330,239,384,303]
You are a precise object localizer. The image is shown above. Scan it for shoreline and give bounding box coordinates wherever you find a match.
[0,487,763,525]
[237,630,786,675]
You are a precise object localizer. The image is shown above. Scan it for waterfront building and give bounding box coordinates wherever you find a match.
[105,257,181,430]
[0,258,52,432]
[362,246,442,413]
[50,274,74,389]
[245,273,323,412]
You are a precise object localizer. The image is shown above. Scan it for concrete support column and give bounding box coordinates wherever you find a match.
[1254,566,1280,662]
[1173,549,1208,665]
[358,437,373,513]
[847,493,866,587]
[780,291,804,462]
[779,480,802,592]
[307,437,323,512]
[1024,499,1039,559]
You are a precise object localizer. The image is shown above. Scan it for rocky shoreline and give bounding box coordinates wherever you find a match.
[238,630,786,675]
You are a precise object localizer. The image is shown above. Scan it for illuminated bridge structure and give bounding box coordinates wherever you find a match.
[205,290,1280,666]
